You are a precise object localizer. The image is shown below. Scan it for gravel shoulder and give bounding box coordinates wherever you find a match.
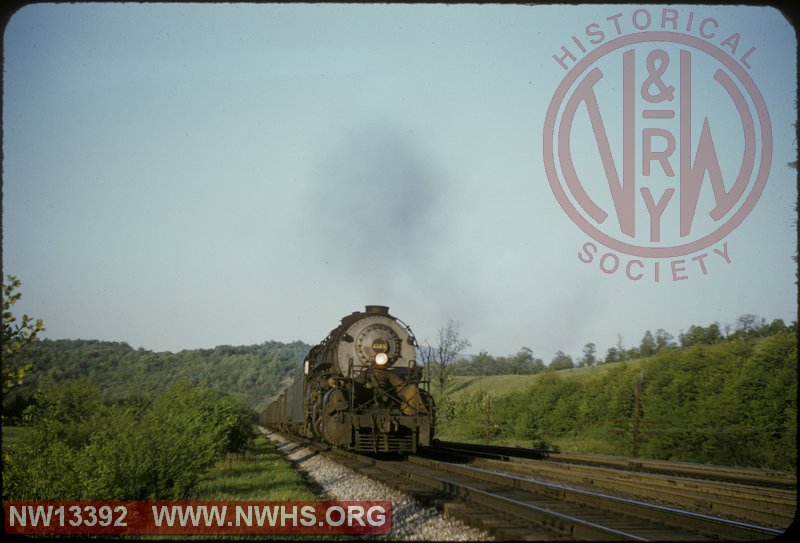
[263,429,492,541]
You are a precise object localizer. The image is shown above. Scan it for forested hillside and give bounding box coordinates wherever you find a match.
[435,328,797,470]
[2,339,310,418]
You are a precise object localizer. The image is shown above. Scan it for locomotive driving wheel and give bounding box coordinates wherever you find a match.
[321,388,351,447]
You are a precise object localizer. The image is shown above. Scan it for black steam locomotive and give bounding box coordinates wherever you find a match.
[260,306,434,453]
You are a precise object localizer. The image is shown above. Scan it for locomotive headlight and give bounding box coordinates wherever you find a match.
[375,352,389,366]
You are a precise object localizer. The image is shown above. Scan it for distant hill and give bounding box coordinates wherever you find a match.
[2,339,310,418]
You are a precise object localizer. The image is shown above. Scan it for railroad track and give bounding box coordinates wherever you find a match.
[324,449,783,540]
[269,433,790,540]
[431,441,796,488]
[424,441,796,530]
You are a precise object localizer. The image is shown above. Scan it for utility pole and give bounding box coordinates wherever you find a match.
[483,393,493,444]
[612,369,648,458]
[631,372,642,457]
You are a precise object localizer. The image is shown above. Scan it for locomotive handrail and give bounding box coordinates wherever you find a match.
[392,315,419,347]
[348,357,355,411]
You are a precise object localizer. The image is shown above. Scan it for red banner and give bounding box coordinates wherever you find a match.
[4,500,392,535]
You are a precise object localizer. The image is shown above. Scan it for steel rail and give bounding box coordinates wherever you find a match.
[467,455,796,528]
[430,441,796,488]
[412,457,784,540]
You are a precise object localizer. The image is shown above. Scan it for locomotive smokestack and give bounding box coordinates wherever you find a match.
[365,305,390,315]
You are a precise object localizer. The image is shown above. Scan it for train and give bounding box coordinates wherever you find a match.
[260,305,435,453]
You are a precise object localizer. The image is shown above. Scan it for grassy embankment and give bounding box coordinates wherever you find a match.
[445,359,628,398]
[187,433,355,541]
[191,434,315,500]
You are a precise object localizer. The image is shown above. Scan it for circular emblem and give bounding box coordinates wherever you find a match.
[544,31,772,259]
[356,324,399,364]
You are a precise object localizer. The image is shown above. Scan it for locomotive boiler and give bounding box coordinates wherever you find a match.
[261,305,434,453]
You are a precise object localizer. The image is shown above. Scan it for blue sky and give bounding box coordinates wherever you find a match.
[3,4,797,361]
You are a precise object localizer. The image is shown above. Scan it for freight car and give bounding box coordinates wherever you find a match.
[261,305,434,453]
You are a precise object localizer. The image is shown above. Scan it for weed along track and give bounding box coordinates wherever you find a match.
[269,431,790,540]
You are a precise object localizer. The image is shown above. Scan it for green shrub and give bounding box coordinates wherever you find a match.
[435,331,796,470]
[3,379,256,500]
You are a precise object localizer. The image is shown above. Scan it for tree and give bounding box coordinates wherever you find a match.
[735,313,762,335]
[581,343,597,367]
[421,319,471,391]
[616,334,626,361]
[704,323,723,344]
[471,351,493,376]
[604,347,620,364]
[549,350,574,370]
[679,325,704,347]
[639,331,656,357]
[766,319,788,335]
[655,329,675,351]
[510,347,536,374]
[2,276,45,394]
[529,356,546,374]
[680,323,724,347]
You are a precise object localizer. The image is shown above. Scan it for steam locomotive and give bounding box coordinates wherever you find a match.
[260,306,434,453]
